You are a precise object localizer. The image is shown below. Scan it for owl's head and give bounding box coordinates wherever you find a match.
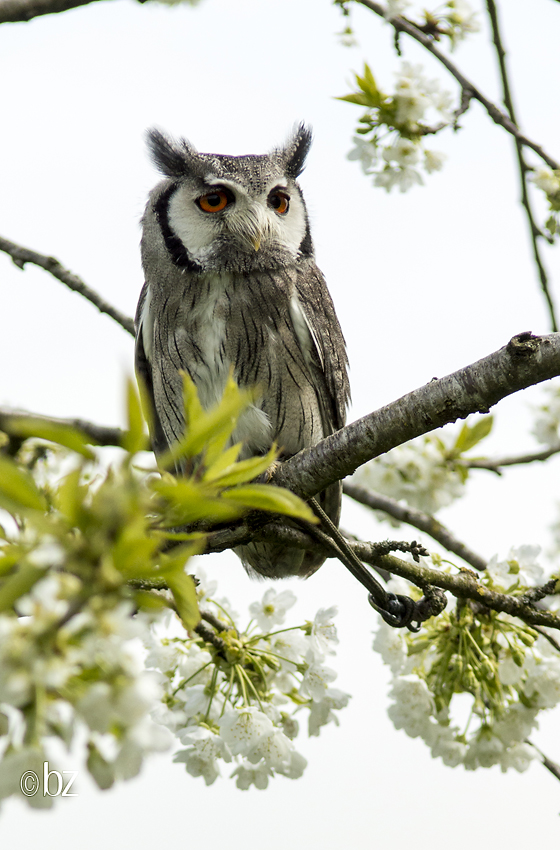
[142,125,314,274]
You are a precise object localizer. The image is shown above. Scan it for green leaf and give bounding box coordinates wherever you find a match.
[5,418,96,459]
[159,372,256,470]
[203,442,243,481]
[55,466,87,525]
[111,514,160,576]
[223,484,318,522]
[0,563,46,613]
[123,379,150,454]
[152,477,244,526]
[0,455,47,513]
[336,93,373,107]
[453,416,494,455]
[204,445,277,487]
[159,551,202,629]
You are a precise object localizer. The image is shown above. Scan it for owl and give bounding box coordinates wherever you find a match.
[135,125,350,578]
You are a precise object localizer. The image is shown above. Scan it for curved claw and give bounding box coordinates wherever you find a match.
[368,592,422,632]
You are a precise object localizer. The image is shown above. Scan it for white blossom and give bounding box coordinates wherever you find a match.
[384,0,411,20]
[532,383,560,447]
[355,432,466,515]
[174,726,230,785]
[300,661,338,701]
[387,675,434,738]
[429,725,467,767]
[373,621,407,674]
[533,166,560,199]
[230,760,274,790]
[217,707,275,758]
[493,705,539,746]
[486,545,544,589]
[445,0,481,45]
[347,136,378,174]
[308,688,351,737]
[499,742,536,773]
[248,588,297,631]
[424,149,447,173]
[308,606,339,658]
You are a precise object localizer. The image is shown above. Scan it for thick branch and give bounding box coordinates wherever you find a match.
[343,481,487,571]
[272,332,560,501]
[0,236,135,336]
[485,0,557,332]
[5,332,560,500]
[0,0,103,23]
[355,0,560,170]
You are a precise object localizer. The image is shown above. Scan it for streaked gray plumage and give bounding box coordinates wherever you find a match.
[135,125,350,578]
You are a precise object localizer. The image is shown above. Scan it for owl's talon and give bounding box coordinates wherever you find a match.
[263,459,282,482]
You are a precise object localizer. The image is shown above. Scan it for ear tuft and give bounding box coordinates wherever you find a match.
[282,123,313,178]
[146,128,198,178]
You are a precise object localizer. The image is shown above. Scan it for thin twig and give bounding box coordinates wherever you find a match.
[0,408,125,447]
[532,626,560,654]
[201,610,232,632]
[343,481,487,571]
[527,740,560,783]
[461,444,560,473]
[485,0,557,331]
[194,621,225,652]
[0,235,135,336]
[0,0,103,24]
[355,0,560,170]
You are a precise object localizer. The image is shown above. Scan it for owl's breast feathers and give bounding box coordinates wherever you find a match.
[135,258,349,464]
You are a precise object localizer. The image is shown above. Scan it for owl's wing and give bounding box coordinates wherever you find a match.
[293,261,350,433]
[134,282,169,456]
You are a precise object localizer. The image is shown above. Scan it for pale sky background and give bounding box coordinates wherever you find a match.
[1,0,560,845]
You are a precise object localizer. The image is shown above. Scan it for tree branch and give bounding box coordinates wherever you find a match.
[485,0,557,332]
[527,740,560,782]
[272,332,560,502]
[4,331,560,503]
[461,444,560,474]
[0,235,135,336]
[201,518,560,631]
[0,0,104,24]
[354,547,560,631]
[0,408,125,447]
[354,0,560,170]
[343,481,487,571]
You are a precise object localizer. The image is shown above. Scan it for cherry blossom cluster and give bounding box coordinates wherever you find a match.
[354,415,495,515]
[144,572,350,790]
[384,0,480,46]
[340,0,481,192]
[345,61,451,193]
[374,550,560,772]
[0,566,170,809]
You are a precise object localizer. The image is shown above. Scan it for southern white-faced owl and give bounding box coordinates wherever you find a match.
[135,125,350,578]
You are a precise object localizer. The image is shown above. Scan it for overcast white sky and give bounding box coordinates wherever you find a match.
[1,0,560,845]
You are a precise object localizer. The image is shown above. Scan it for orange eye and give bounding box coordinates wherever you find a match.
[269,192,290,215]
[196,189,231,213]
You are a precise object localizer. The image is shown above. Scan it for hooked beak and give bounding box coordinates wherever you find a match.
[251,232,262,252]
